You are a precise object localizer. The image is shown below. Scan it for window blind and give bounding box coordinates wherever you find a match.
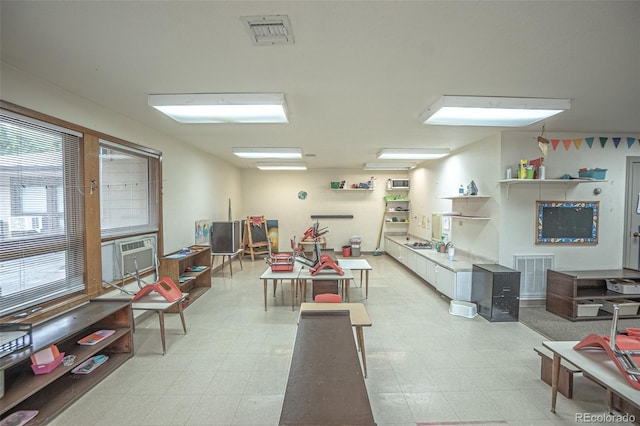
[99,140,160,239]
[0,111,85,317]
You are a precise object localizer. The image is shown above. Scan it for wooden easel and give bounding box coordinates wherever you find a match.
[242,216,270,261]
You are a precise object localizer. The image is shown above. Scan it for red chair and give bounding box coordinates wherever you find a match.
[314,293,342,303]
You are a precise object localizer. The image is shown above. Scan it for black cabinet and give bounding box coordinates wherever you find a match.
[210,221,241,252]
[472,264,521,322]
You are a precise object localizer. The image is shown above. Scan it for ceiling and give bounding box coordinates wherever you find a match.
[1,1,639,169]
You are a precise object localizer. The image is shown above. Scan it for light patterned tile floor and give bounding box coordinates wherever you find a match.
[50,254,634,425]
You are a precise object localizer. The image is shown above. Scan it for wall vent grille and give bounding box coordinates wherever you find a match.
[241,15,294,46]
[513,254,554,300]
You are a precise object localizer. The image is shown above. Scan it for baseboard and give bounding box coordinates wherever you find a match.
[520,299,545,307]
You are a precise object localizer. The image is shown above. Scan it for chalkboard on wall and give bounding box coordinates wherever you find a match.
[536,201,599,245]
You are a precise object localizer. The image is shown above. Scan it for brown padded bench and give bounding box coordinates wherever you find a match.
[534,346,581,398]
[279,310,376,426]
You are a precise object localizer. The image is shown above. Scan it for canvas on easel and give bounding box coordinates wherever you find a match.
[242,216,270,261]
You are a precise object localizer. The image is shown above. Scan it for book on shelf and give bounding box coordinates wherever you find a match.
[71,354,109,375]
[186,265,207,272]
[179,275,196,284]
[77,329,116,346]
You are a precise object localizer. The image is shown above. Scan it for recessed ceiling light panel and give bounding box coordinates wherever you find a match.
[233,147,302,159]
[421,96,571,127]
[148,93,288,123]
[377,148,450,160]
[256,162,307,170]
[363,162,417,171]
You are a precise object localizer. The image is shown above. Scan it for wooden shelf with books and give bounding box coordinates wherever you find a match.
[159,245,211,312]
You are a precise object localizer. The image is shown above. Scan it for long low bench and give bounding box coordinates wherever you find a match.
[534,346,581,398]
[279,310,376,426]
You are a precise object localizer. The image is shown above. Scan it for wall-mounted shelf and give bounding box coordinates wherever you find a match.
[498,178,606,198]
[440,195,490,200]
[330,188,373,191]
[445,215,490,221]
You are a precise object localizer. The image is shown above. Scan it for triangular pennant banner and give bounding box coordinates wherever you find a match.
[600,137,608,148]
[628,137,636,148]
[573,138,583,150]
[551,139,560,150]
[585,137,594,148]
[563,139,572,150]
[613,137,621,148]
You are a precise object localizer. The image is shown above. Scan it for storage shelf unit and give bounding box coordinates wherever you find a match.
[159,245,211,311]
[384,199,410,225]
[0,300,133,425]
[546,269,640,321]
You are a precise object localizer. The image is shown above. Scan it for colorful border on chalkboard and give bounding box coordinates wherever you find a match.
[535,201,599,245]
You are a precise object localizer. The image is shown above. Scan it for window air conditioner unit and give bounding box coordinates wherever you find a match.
[118,237,155,279]
[8,216,43,234]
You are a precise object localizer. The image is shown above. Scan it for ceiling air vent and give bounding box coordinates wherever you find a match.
[241,15,294,46]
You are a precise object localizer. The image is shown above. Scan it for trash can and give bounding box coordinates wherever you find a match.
[342,245,351,257]
[350,236,361,257]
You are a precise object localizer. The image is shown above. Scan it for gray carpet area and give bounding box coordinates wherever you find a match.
[519,306,640,341]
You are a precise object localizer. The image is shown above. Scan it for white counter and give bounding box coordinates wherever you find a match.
[384,235,494,272]
[384,235,495,302]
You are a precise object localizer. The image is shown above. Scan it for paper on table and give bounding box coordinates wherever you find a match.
[31,346,56,365]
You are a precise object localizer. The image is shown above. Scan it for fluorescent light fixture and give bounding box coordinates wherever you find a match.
[256,162,307,170]
[377,148,450,160]
[420,96,571,126]
[233,147,302,159]
[148,93,288,123]
[363,162,416,171]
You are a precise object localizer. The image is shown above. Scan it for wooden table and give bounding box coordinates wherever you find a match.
[212,249,243,277]
[299,302,372,377]
[543,340,640,414]
[298,268,354,302]
[280,310,375,426]
[259,264,302,311]
[337,258,372,298]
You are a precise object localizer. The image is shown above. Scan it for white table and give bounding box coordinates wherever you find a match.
[299,302,372,377]
[298,268,355,302]
[211,248,243,277]
[337,258,373,299]
[543,340,640,414]
[259,264,302,311]
[100,289,188,355]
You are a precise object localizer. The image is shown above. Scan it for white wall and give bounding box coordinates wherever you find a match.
[409,135,502,261]
[240,170,408,252]
[1,63,241,254]
[498,131,640,270]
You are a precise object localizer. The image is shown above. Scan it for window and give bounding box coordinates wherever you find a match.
[99,140,160,239]
[0,111,85,317]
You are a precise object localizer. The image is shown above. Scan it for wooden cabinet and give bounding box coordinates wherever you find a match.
[546,269,640,321]
[1,300,133,425]
[159,245,211,310]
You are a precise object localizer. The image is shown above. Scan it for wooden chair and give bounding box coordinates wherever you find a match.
[242,216,270,261]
